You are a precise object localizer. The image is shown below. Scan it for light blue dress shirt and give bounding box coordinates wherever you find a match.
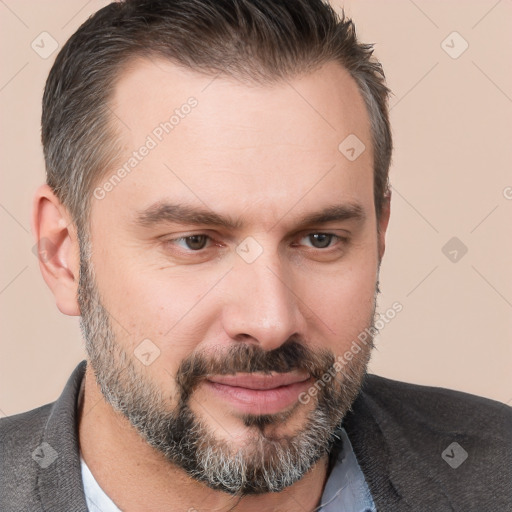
[317,427,376,511]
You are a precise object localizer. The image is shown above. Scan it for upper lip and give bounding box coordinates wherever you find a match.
[206,372,311,390]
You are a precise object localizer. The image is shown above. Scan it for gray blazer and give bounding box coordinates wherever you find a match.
[1,361,511,511]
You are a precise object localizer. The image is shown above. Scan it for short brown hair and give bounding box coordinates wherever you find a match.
[42,0,392,230]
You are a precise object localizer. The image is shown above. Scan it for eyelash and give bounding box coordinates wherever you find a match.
[164,233,348,254]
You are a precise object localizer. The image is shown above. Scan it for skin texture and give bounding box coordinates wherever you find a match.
[32,58,391,511]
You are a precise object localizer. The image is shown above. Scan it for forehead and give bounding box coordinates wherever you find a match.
[94,57,374,228]
[112,57,370,144]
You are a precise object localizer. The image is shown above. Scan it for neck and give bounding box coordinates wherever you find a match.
[78,366,330,512]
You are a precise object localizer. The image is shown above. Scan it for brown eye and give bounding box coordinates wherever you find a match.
[183,235,209,250]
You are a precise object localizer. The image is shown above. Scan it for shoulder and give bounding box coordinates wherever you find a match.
[1,402,55,461]
[1,401,54,439]
[0,402,55,510]
[361,373,512,436]
[0,361,87,511]
[344,374,512,509]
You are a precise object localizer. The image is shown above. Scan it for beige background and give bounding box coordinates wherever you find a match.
[1,0,511,417]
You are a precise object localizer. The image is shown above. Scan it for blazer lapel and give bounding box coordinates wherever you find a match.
[343,375,455,511]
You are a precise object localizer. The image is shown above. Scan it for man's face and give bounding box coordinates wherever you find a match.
[80,58,385,494]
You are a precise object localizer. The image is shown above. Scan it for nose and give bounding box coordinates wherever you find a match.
[221,252,304,351]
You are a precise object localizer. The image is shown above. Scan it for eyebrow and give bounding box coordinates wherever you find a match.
[295,203,366,227]
[136,202,242,229]
[135,201,366,230]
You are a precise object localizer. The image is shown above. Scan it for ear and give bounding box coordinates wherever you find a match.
[377,189,391,262]
[31,184,81,316]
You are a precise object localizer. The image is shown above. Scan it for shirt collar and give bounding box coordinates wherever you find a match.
[317,427,376,512]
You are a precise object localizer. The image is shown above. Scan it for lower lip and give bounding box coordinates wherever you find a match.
[204,379,312,415]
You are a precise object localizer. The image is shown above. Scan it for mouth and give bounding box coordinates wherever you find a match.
[204,372,312,415]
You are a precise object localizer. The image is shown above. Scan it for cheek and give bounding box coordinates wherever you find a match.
[93,261,222,373]
[295,255,378,352]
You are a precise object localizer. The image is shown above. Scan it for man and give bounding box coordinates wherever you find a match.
[1,0,510,510]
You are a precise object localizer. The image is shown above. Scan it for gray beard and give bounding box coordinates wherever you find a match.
[77,233,376,496]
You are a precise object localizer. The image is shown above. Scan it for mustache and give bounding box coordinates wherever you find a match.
[175,340,335,401]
